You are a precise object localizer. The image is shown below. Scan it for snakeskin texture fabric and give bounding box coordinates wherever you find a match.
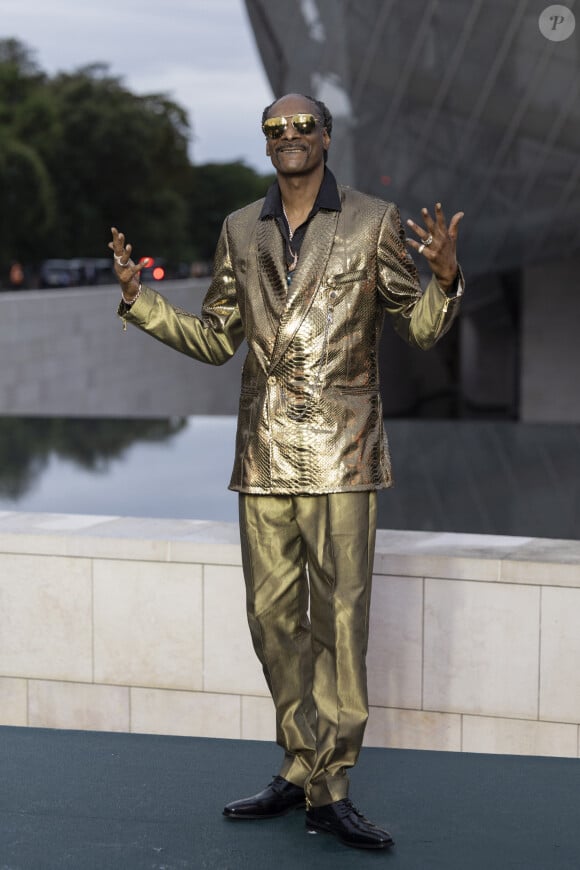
[122,186,460,494]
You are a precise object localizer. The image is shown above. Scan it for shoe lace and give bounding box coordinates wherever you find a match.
[270,775,301,795]
[338,798,366,819]
[338,799,382,831]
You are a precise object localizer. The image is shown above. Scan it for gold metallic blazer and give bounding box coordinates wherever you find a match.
[122,187,461,494]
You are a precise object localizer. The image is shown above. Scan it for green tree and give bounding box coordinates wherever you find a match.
[189,161,274,260]
[0,38,275,279]
[45,64,193,260]
[0,40,57,267]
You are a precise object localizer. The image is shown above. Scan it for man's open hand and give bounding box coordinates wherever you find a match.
[406,203,464,292]
[108,227,145,301]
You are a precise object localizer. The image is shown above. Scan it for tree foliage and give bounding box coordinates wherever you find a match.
[189,161,275,260]
[0,39,274,280]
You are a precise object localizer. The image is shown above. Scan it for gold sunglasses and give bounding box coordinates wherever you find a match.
[262,113,320,139]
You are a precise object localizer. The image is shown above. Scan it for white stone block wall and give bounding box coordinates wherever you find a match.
[0,512,579,758]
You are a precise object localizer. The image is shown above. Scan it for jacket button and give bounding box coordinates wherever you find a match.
[268,375,277,385]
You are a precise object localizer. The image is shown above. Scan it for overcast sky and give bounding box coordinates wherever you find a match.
[2,0,275,172]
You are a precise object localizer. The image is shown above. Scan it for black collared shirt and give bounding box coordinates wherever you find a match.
[259,168,342,270]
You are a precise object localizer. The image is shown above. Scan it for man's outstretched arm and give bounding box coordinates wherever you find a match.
[108,224,244,366]
[377,202,465,350]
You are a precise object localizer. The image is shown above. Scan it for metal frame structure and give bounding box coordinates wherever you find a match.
[246,0,580,277]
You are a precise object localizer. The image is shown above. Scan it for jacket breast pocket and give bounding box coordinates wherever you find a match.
[329,268,368,285]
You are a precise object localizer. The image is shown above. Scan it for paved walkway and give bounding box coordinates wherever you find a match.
[1,726,579,869]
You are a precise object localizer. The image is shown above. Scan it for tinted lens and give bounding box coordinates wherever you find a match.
[262,117,287,139]
[291,114,317,134]
[262,114,318,138]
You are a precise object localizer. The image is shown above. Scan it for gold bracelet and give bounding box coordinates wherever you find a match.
[121,283,142,306]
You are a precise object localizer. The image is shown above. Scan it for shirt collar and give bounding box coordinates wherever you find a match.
[259,168,342,220]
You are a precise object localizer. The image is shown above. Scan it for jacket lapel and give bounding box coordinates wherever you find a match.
[267,208,339,372]
[237,217,284,374]
[255,217,288,329]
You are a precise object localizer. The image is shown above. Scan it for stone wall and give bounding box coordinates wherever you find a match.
[3,265,580,422]
[1,512,579,758]
[0,282,244,417]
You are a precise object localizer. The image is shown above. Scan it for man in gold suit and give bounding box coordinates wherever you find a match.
[110,92,464,851]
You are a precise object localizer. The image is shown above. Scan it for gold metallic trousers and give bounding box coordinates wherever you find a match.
[239,491,377,807]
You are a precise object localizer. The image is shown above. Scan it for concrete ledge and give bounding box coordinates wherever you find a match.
[1,511,579,758]
[0,283,245,416]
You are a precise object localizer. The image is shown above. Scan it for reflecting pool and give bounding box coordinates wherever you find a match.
[0,416,579,539]
[0,416,238,522]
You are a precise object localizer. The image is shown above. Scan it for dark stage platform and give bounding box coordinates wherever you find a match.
[0,726,578,869]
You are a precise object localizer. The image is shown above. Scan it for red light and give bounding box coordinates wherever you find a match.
[152,266,165,280]
[139,256,153,267]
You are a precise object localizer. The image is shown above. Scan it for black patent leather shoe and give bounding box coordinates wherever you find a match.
[306,798,394,849]
[223,776,305,819]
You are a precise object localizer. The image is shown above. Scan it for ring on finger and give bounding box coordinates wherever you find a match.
[114,253,129,265]
[423,235,433,246]
[418,243,425,254]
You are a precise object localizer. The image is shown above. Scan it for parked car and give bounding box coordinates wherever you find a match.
[40,259,79,288]
[40,258,114,288]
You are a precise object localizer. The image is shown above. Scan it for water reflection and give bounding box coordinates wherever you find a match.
[0,417,579,539]
[0,416,238,522]
[0,417,187,497]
